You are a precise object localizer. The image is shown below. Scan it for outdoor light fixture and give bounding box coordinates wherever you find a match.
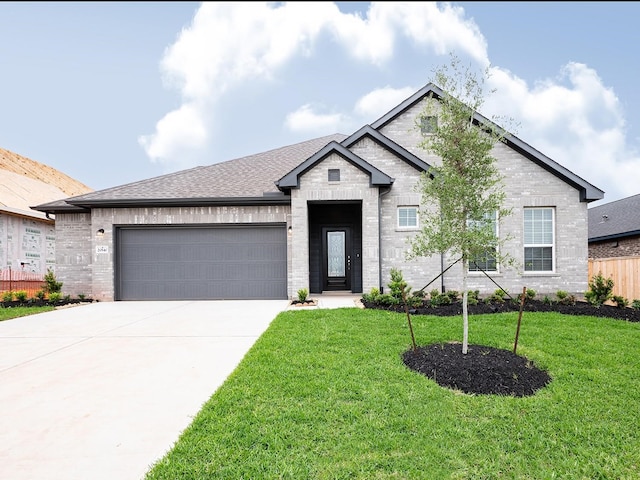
[288,226,292,236]
[96,229,105,237]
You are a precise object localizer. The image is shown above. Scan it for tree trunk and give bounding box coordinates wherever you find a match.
[462,258,469,354]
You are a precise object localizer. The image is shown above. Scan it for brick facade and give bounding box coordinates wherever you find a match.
[589,235,640,259]
[47,86,598,301]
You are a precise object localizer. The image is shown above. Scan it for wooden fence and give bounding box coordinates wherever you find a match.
[0,269,46,299]
[588,256,640,302]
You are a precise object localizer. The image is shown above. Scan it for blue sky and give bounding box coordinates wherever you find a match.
[1,2,639,207]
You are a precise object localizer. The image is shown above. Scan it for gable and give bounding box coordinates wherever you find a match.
[371,83,604,203]
[276,141,394,191]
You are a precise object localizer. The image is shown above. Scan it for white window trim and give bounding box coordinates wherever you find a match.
[523,207,556,274]
[397,206,419,230]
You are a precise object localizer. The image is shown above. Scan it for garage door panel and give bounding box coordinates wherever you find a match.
[117,225,287,300]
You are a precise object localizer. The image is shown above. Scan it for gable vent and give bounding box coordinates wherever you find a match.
[328,169,340,182]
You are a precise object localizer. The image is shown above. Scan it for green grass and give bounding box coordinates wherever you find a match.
[146,308,640,479]
[0,305,55,321]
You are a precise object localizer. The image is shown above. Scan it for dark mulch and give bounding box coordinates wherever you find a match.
[362,298,640,323]
[402,342,551,397]
[364,298,639,397]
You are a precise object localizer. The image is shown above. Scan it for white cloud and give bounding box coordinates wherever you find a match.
[284,104,346,134]
[140,2,490,169]
[354,86,417,121]
[138,103,206,167]
[485,63,639,203]
[138,2,639,205]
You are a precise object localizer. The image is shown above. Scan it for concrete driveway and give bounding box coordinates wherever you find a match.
[0,300,290,480]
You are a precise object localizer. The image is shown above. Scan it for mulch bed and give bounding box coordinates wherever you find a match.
[364,298,639,397]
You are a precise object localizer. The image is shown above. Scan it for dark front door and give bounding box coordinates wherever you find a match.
[322,227,351,291]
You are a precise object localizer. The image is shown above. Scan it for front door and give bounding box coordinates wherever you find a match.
[322,227,351,291]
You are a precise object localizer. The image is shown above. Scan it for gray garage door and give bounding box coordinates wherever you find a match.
[116,225,287,300]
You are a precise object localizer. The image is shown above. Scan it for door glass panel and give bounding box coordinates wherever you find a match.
[327,231,345,277]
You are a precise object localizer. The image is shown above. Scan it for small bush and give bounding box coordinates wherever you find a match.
[44,268,63,294]
[297,288,308,303]
[489,289,507,303]
[555,290,576,305]
[543,295,552,305]
[467,290,479,305]
[35,290,46,300]
[612,295,628,308]
[78,293,86,301]
[15,290,28,302]
[518,288,536,302]
[362,287,380,303]
[407,294,424,308]
[48,292,62,303]
[378,293,400,306]
[443,290,459,302]
[2,291,14,302]
[388,268,410,300]
[632,299,640,310]
[585,272,614,306]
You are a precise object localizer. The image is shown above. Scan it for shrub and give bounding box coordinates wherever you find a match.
[296,288,308,303]
[48,292,62,303]
[518,288,536,302]
[489,289,507,303]
[584,272,614,306]
[378,293,400,306]
[612,295,628,308]
[445,290,460,302]
[362,287,380,303]
[542,295,552,305]
[14,290,28,302]
[467,290,479,305]
[78,293,86,301]
[632,299,640,311]
[2,291,14,302]
[388,268,410,300]
[35,290,46,300]
[556,290,576,305]
[406,294,424,308]
[44,268,63,294]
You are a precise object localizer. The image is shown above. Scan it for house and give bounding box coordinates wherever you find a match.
[32,83,604,302]
[587,193,640,302]
[0,147,92,275]
[588,193,640,259]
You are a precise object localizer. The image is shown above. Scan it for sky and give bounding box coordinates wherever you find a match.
[1,2,639,208]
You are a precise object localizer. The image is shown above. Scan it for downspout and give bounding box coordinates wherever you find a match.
[378,186,392,293]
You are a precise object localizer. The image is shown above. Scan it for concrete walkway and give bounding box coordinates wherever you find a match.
[0,296,359,480]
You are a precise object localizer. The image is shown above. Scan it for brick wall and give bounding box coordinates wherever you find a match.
[589,235,640,259]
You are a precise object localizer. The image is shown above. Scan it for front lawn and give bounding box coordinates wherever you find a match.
[0,305,55,321]
[146,308,640,479]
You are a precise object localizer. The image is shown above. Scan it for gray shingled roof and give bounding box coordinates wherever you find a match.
[34,134,346,211]
[32,82,606,215]
[588,193,640,241]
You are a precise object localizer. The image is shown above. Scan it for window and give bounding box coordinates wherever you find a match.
[524,207,554,272]
[420,115,438,134]
[398,206,418,228]
[468,211,498,272]
[328,169,340,182]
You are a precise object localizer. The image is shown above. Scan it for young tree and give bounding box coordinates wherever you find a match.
[408,55,514,354]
